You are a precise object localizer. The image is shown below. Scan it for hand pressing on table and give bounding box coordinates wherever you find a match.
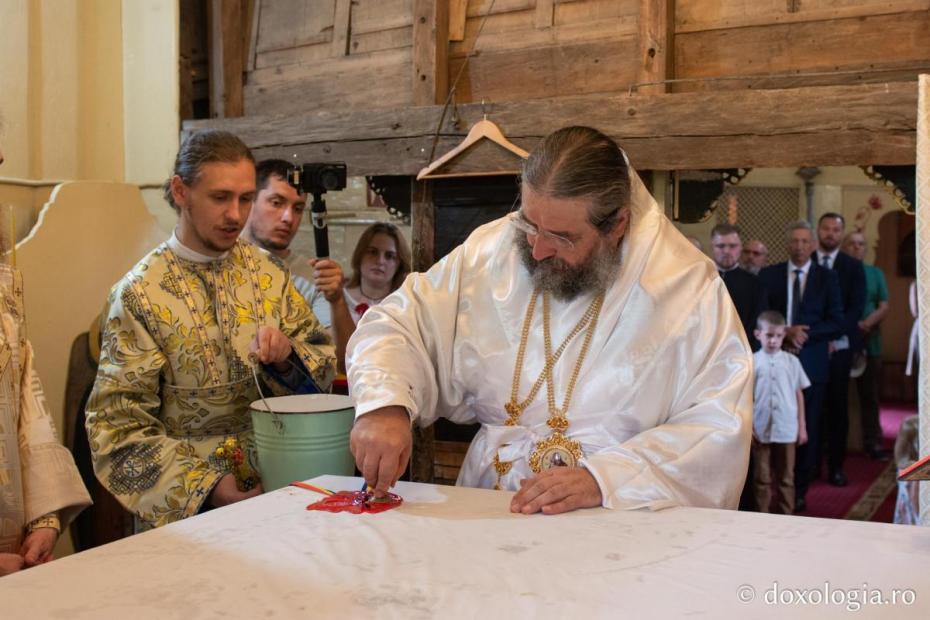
[510,467,602,515]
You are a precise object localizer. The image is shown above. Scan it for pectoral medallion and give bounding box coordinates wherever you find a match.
[529,433,584,473]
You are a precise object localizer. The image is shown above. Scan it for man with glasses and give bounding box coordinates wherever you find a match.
[741,239,769,274]
[348,126,752,515]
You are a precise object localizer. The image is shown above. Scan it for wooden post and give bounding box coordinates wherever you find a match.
[332,0,352,57]
[207,0,245,118]
[411,178,436,271]
[636,0,675,94]
[409,177,436,482]
[413,0,450,106]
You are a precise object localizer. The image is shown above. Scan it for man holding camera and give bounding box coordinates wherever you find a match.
[242,159,317,297]
[242,158,351,369]
[86,132,336,528]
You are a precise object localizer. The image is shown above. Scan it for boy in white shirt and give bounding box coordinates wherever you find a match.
[752,311,811,514]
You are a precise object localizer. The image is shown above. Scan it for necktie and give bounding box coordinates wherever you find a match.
[791,268,803,325]
[821,254,831,269]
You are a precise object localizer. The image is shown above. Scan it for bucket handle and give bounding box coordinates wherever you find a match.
[250,362,285,433]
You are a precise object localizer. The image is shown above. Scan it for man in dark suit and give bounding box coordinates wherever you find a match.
[710,224,768,511]
[815,213,866,487]
[758,221,843,511]
[711,224,768,351]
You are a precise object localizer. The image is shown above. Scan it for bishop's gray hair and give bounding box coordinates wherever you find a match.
[521,126,631,234]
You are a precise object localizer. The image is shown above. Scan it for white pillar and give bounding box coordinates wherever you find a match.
[917,74,930,526]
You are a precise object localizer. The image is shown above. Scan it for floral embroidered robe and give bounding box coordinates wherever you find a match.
[86,239,335,527]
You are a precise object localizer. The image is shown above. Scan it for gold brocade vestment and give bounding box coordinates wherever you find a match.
[86,240,335,528]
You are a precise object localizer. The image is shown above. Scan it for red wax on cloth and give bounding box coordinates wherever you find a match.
[306,490,403,514]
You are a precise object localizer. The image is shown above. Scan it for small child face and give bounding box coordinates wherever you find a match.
[755,321,786,353]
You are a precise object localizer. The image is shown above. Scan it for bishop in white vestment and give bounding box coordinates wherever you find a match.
[348,135,752,511]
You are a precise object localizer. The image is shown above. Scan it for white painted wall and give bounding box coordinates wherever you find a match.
[0,0,179,557]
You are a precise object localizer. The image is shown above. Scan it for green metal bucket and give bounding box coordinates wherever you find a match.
[250,394,355,492]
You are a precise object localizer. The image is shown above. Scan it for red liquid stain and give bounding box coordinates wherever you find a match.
[306,490,403,514]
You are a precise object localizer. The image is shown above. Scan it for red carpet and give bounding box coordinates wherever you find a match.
[801,403,914,522]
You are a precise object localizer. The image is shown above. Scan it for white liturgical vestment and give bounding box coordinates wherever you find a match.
[347,168,752,510]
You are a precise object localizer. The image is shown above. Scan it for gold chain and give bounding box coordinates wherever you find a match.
[543,292,604,433]
[504,290,601,426]
[496,289,605,488]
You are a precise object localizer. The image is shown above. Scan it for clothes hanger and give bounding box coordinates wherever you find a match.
[417,103,529,180]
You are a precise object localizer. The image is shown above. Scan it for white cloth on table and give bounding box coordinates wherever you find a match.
[347,164,753,511]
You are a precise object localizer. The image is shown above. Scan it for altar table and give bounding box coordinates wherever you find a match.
[1,475,927,618]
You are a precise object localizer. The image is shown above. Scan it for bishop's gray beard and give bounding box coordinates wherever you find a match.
[514,231,622,301]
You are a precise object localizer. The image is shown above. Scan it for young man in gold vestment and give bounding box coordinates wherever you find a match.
[85,131,336,528]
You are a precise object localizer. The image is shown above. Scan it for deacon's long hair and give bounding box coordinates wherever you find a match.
[162,130,255,213]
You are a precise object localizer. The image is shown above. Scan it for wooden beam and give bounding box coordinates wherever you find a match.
[412,0,450,105]
[411,426,436,483]
[449,0,467,42]
[207,0,245,118]
[636,0,674,94]
[332,0,351,57]
[184,81,919,173]
[411,177,436,271]
[179,0,199,120]
[535,0,554,29]
[409,177,435,483]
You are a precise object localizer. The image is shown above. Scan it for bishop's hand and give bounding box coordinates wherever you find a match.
[350,406,412,497]
[510,467,602,515]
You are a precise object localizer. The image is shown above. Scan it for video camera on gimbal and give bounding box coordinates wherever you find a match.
[286,162,347,258]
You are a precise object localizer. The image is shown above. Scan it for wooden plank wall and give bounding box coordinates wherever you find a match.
[242,1,930,116]
[243,0,641,115]
[674,0,930,91]
[447,0,639,103]
[245,0,415,116]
